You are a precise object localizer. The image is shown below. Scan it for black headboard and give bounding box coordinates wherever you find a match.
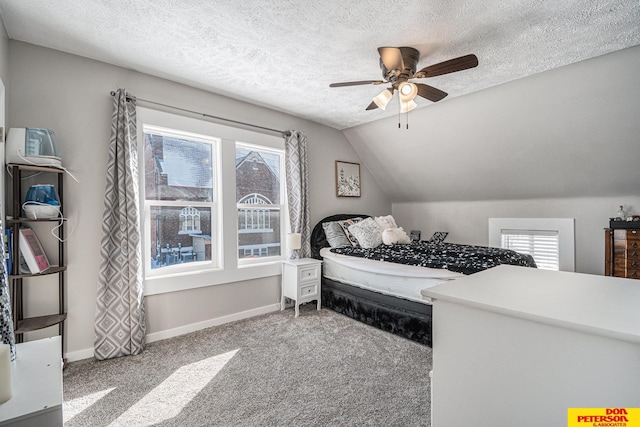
[310,214,370,259]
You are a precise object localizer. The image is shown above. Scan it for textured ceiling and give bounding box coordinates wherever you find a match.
[0,0,639,130]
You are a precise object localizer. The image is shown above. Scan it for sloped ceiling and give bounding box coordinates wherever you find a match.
[343,46,640,202]
[0,0,638,130]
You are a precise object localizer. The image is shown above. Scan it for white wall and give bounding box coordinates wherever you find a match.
[6,41,390,360]
[393,196,640,276]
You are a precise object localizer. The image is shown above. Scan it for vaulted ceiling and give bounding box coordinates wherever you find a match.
[0,0,638,130]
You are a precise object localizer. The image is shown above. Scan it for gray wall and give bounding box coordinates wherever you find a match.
[4,34,639,358]
[393,196,640,276]
[0,16,8,84]
[344,46,640,276]
[6,41,390,359]
[344,46,640,202]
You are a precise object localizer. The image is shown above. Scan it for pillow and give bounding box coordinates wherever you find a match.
[374,215,398,230]
[429,231,449,244]
[348,217,382,249]
[322,221,352,248]
[382,227,411,245]
[337,217,363,247]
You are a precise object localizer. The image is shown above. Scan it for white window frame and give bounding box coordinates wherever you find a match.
[141,124,220,279]
[236,141,286,266]
[179,206,202,234]
[488,218,575,272]
[137,108,284,296]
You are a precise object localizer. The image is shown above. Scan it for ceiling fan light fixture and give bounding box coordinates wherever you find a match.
[398,82,418,102]
[400,99,418,113]
[372,88,393,110]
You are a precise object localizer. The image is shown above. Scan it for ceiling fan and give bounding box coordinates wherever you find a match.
[329,47,478,113]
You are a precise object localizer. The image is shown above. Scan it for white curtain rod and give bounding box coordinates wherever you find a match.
[109,91,290,137]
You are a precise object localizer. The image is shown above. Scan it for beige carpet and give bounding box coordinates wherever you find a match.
[63,304,432,426]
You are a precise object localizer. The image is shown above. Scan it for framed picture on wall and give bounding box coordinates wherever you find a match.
[335,161,361,197]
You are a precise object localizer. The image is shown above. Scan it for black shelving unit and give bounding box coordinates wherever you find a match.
[7,163,66,356]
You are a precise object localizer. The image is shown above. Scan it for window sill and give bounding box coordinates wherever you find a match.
[144,261,282,296]
[238,229,274,234]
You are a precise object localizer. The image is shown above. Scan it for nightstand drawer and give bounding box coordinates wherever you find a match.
[300,282,318,297]
[298,265,320,282]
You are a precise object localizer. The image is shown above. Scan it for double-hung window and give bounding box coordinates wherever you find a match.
[236,143,285,263]
[137,107,286,295]
[142,124,219,276]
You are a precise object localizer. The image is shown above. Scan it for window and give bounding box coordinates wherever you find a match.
[238,194,272,232]
[488,218,575,271]
[500,229,559,270]
[137,107,285,295]
[142,124,219,275]
[236,144,285,262]
[136,107,286,295]
[179,206,201,234]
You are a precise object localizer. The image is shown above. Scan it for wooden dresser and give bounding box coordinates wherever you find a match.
[605,228,640,279]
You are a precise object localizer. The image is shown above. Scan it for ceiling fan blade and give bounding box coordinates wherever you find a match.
[378,47,405,71]
[329,80,385,87]
[415,54,478,78]
[365,101,378,110]
[415,83,448,102]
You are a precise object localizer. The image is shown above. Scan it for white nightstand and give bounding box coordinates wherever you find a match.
[281,258,322,317]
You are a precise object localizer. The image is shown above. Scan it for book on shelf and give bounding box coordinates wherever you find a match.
[18,228,50,274]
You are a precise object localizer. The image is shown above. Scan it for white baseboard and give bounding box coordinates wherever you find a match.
[145,303,281,343]
[66,347,95,363]
[64,303,281,362]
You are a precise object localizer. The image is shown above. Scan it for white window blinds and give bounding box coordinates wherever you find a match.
[501,229,559,270]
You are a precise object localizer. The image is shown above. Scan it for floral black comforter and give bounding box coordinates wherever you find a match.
[330,241,536,275]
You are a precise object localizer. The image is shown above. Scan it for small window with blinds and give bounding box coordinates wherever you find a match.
[488,218,575,272]
[500,229,559,270]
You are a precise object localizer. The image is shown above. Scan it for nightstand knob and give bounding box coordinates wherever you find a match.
[632,261,638,268]
[632,271,638,279]
[633,242,639,249]
[632,251,639,259]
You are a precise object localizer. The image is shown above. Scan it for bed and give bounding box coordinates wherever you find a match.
[311,214,537,347]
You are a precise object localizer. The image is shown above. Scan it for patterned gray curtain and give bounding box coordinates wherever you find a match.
[285,130,311,258]
[94,88,146,360]
[0,217,16,360]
